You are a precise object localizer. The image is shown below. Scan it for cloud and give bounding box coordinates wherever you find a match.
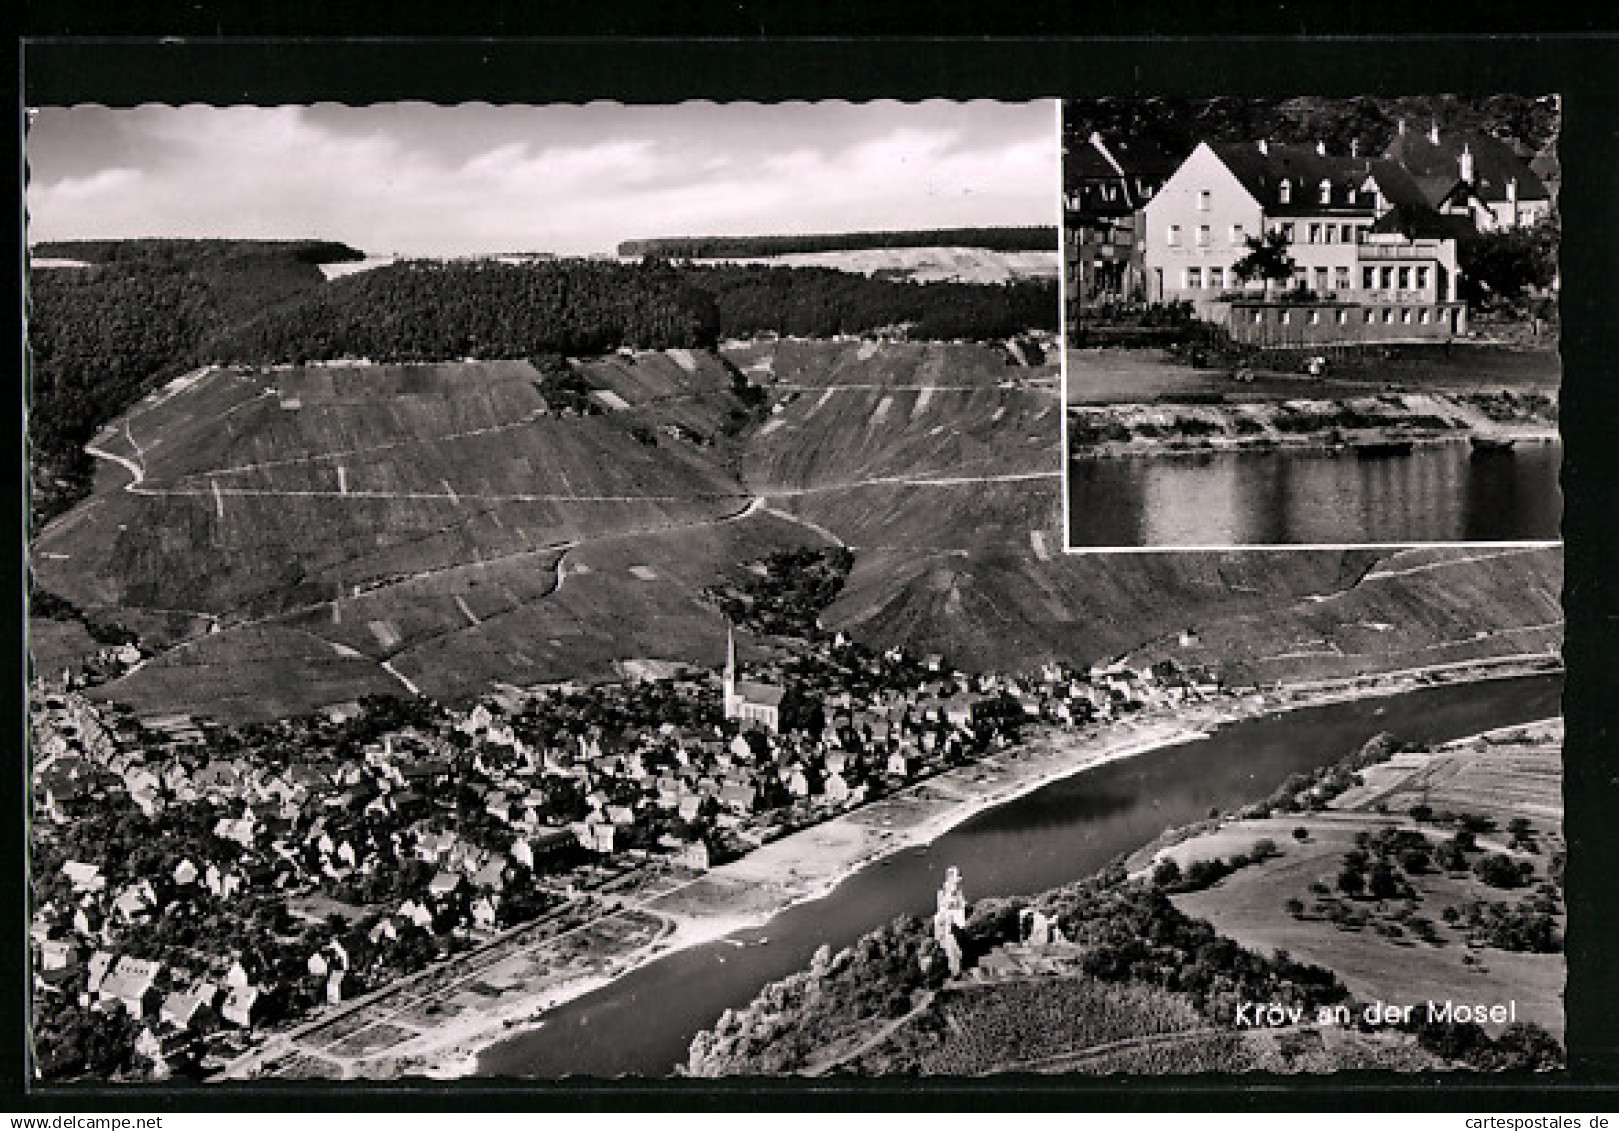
[26,102,1055,256]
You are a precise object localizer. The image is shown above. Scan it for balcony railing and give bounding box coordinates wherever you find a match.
[1361,289,1434,304]
[1358,245,1442,260]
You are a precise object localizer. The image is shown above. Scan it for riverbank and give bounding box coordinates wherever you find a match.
[1067,392,1558,459]
[1064,341,1562,406]
[224,654,1560,1081]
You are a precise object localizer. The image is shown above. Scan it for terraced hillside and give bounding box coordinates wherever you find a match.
[32,339,1564,725]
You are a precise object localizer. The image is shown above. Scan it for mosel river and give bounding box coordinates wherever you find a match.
[1067,439,1562,547]
[479,672,1562,1078]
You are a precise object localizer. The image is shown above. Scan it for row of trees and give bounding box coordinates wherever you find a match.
[209,258,723,363]
[682,263,1057,340]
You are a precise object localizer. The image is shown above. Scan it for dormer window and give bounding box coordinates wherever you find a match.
[1319,179,1332,205]
[1277,179,1292,205]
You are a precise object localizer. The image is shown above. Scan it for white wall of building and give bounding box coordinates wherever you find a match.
[1142,143,1263,310]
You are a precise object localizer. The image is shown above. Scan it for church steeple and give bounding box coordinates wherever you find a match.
[723,619,737,711]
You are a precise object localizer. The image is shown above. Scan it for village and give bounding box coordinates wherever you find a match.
[27,612,1228,1082]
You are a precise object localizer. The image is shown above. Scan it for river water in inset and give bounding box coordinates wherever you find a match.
[1067,440,1561,547]
[479,673,1561,1078]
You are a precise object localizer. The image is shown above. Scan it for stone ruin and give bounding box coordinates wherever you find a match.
[1017,907,1068,948]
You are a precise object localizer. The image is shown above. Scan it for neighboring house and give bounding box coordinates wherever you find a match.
[1063,131,1178,308]
[220,984,263,1028]
[99,957,164,1019]
[1383,121,1552,231]
[160,983,220,1031]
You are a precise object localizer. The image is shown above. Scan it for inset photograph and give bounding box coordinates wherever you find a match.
[1062,96,1562,549]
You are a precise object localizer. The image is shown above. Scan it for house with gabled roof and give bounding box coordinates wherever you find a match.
[1143,137,1469,341]
[160,982,219,1031]
[99,956,164,1018]
[220,983,263,1028]
[1064,130,1179,307]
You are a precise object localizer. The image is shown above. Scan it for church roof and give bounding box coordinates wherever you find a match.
[734,680,785,708]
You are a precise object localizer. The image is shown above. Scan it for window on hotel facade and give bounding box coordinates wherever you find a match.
[1210,266,1225,291]
[1416,265,1430,290]
[1186,267,1202,289]
[1337,309,1349,325]
[1402,308,1413,324]
[1324,225,1336,244]
[1420,308,1431,325]
[1197,189,1211,211]
[1167,224,1181,246]
[1364,309,1375,324]
[1381,266,1395,290]
[1196,225,1210,246]
[1309,310,1321,325]
[1230,223,1245,244]
[1314,267,1329,292]
[1308,223,1321,243]
[1383,308,1394,324]
[1363,266,1376,290]
[1281,309,1291,325]
[1335,266,1350,290]
[1398,266,1412,290]
[1252,310,1264,324]
[1341,223,1354,243]
[1281,222,1296,242]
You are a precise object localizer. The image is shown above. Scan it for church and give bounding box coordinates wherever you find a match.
[721,622,784,733]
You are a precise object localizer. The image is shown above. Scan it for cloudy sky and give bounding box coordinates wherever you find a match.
[26,101,1057,257]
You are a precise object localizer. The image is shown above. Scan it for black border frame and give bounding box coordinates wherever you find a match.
[10,20,1619,1113]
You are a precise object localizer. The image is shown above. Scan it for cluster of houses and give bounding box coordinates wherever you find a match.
[1064,117,1557,345]
[29,629,1229,1079]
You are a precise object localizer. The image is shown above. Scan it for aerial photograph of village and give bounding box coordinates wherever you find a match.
[1062,95,1562,548]
[25,98,1563,1084]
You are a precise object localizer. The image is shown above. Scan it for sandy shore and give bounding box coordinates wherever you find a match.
[227,653,1558,1080]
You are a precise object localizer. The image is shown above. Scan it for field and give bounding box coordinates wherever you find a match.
[1157,720,1565,1039]
[32,341,1566,725]
[697,247,1058,285]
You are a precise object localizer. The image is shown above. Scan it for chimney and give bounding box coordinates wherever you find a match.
[1316,140,1326,156]
[1459,143,1474,183]
[1429,121,1440,145]
[1256,139,1268,155]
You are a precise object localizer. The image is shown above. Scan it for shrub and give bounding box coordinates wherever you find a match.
[1474,853,1528,890]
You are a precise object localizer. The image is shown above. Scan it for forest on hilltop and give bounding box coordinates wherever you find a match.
[1062,94,1560,183]
[27,242,353,527]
